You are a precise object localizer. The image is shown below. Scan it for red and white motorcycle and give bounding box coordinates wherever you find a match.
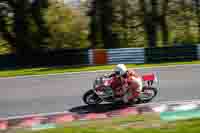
[83,73,159,105]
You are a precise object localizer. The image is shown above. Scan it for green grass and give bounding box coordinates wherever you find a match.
[1,61,200,77]
[15,114,200,133]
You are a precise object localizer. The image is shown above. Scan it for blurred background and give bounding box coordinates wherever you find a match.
[0,0,200,67]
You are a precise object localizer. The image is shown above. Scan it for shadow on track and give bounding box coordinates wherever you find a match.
[69,103,131,114]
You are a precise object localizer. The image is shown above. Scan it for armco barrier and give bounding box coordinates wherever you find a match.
[145,45,198,63]
[88,49,108,65]
[20,49,89,66]
[90,45,199,65]
[0,49,89,68]
[197,44,200,59]
[88,49,94,65]
[93,49,107,65]
[107,48,145,64]
[1,45,200,68]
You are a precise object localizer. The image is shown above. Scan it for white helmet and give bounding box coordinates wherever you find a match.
[114,64,127,76]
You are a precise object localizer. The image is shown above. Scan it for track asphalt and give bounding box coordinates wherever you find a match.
[0,65,200,118]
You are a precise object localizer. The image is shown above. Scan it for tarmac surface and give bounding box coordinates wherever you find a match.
[0,64,200,118]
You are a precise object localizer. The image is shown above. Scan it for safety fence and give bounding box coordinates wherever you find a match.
[88,48,145,65]
[0,49,89,68]
[107,48,145,64]
[145,45,198,63]
[198,45,200,59]
[89,45,200,65]
[0,45,200,68]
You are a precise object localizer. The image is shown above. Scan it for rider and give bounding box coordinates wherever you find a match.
[109,64,143,103]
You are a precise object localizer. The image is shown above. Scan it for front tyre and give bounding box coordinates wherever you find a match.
[83,90,103,105]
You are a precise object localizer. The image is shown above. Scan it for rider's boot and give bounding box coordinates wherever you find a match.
[123,91,140,103]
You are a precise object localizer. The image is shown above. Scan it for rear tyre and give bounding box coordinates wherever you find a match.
[139,87,158,103]
[83,90,103,105]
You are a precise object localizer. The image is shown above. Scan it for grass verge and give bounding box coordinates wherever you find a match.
[1,61,200,77]
[15,114,200,133]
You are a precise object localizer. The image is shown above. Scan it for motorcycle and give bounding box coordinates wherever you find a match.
[83,72,159,105]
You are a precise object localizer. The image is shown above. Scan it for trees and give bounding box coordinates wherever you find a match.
[88,0,99,48]
[160,0,169,46]
[88,0,120,48]
[88,0,160,48]
[139,0,159,47]
[0,2,15,52]
[0,0,200,52]
[0,0,90,53]
[46,1,89,49]
[0,0,49,54]
[88,0,200,48]
[194,0,200,42]
[112,0,144,47]
[100,0,119,48]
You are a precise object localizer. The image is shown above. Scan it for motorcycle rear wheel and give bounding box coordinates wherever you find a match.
[138,87,158,103]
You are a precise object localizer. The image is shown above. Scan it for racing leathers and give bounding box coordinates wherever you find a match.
[109,70,143,103]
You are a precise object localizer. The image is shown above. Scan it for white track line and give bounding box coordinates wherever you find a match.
[138,99,200,106]
[0,111,71,121]
[1,63,200,79]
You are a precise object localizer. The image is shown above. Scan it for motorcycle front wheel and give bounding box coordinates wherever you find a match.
[83,90,103,105]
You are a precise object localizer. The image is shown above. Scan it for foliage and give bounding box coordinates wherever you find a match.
[45,1,90,49]
[0,0,200,53]
[0,0,50,54]
[88,0,200,48]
